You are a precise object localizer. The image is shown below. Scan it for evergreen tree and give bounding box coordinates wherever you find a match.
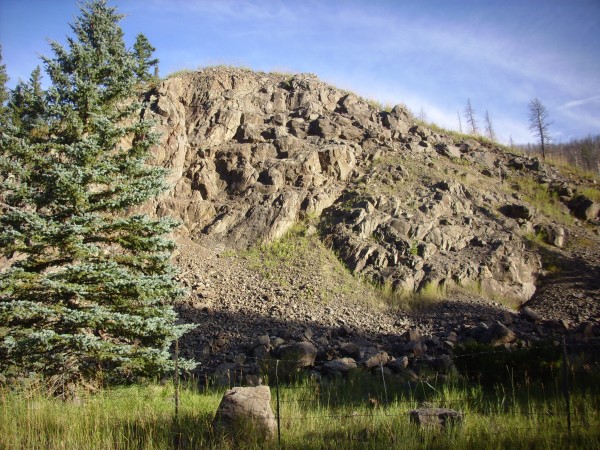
[0,45,9,125]
[8,66,47,139]
[133,33,159,82]
[0,0,194,390]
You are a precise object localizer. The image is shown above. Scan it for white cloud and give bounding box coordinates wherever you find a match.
[562,95,600,110]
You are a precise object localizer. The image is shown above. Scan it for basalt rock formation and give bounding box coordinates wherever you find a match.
[143,67,598,304]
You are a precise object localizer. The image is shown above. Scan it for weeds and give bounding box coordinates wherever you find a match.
[2,365,599,449]
[506,176,575,226]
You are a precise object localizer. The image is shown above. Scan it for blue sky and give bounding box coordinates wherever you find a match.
[1,0,599,144]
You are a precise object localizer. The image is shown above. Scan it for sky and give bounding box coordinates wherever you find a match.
[1,0,599,144]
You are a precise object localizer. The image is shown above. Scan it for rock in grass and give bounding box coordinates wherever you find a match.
[213,386,276,439]
[567,195,599,221]
[409,408,464,429]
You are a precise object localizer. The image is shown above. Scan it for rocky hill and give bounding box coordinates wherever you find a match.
[142,67,600,379]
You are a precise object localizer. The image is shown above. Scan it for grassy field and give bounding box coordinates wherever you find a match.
[2,359,599,450]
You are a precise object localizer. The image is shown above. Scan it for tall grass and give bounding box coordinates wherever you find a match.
[2,364,599,449]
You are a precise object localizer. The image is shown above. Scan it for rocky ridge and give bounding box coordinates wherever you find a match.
[141,67,600,379]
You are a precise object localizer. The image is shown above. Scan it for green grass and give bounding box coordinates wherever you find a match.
[2,363,599,449]
[579,186,600,202]
[239,222,312,282]
[544,155,600,182]
[506,176,575,226]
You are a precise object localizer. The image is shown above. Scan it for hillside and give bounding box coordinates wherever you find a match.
[142,67,600,377]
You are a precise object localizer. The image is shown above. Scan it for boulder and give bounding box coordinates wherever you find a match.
[435,143,462,159]
[362,350,390,369]
[339,342,361,358]
[499,204,534,221]
[482,321,517,345]
[276,342,317,368]
[323,358,357,374]
[520,306,543,322]
[567,195,599,221]
[409,408,464,429]
[213,386,276,438]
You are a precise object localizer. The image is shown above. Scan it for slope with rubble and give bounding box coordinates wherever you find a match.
[142,67,600,378]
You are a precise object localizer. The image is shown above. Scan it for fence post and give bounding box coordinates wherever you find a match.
[379,362,388,404]
[275,359,281,449]
[174,338,180,449]
[561,337,571,436]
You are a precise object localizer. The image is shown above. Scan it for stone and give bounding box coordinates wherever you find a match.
[255,335,271,347]
[545,225,567,248]
[388,356,409,372]
[482,321,517,345]
[499,204,534,221]
[567,195,599,221]
[276,342,317,367]
[213,386,276,438]
[520,306,543,322]
[323,358,357,374]
[339,342,361,358]
[404,340,427,356]
[435,143,462,159]
[362,350,390,369]
[409,408,463,429]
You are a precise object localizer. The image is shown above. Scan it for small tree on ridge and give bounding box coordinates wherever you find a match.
[464,99,479,135]
[528,98,552,161]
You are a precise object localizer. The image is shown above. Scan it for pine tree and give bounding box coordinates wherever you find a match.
[133,33,159,82]
[0,0,194,390]
[464,99,479,135]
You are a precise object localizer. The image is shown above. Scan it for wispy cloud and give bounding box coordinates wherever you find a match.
[562,95,600,110]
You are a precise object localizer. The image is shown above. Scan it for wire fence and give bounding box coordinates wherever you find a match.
[173,338,600,448]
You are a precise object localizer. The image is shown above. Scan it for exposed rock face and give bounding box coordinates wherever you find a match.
[142,67,594,303]
[144,68,363,248]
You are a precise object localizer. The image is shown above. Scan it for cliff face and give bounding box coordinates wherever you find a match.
[142,67,596,304]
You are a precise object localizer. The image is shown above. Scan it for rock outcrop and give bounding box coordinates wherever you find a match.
[141,66,591,302]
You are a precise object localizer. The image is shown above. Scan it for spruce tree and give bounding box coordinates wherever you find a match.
[133,33,159,82]
[8,66,47,139]
[0,0,194,390]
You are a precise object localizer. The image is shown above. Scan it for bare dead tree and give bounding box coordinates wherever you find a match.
[457,110,463,133]
[464,99,479,135]
[484,110,495,141]
[528,98,552,160]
